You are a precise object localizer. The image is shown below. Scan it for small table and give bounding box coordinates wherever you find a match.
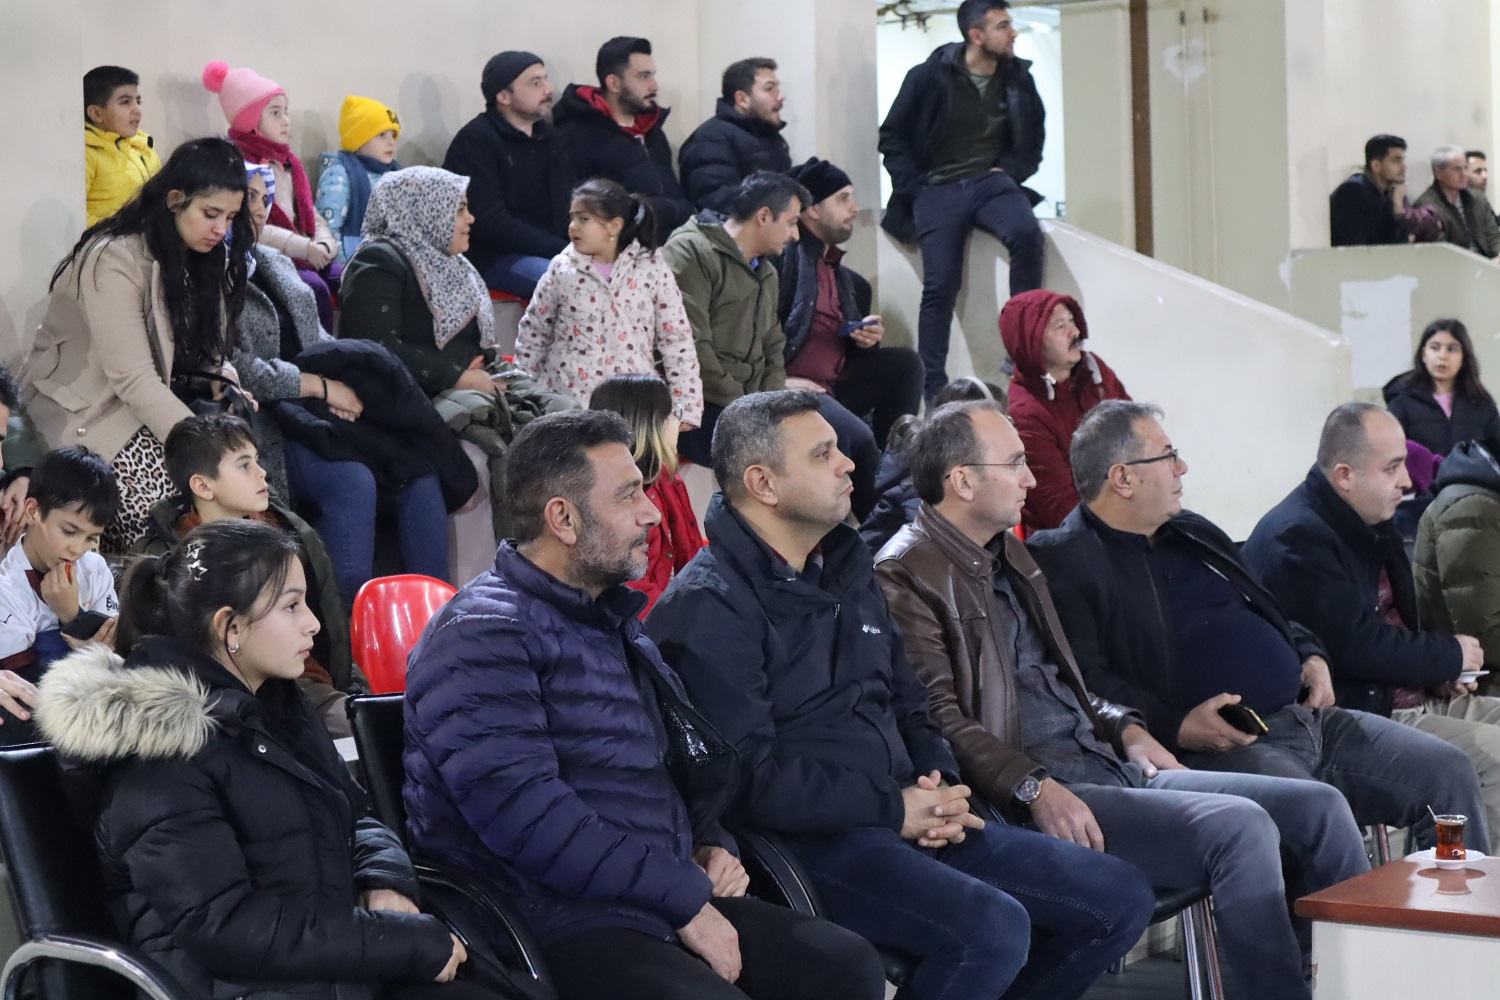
[1296,854,1500,997]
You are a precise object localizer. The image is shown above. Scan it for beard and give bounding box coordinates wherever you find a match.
[620,89,658,118]
[571,509,651,592]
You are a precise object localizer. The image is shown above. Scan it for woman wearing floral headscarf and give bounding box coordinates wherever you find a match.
[340,167,499,399]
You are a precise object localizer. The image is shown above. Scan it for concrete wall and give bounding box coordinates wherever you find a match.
[877,220,1351,538]
[1060,0,1495,312]
[1288,242,1500,401]
[0,0,878,360]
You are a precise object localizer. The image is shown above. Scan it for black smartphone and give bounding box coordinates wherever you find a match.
[61,610,111,640]
[1218,703,1269,736]
[839,318,876,337]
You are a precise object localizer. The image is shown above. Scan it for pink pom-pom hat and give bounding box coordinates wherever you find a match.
[201,61,285,134]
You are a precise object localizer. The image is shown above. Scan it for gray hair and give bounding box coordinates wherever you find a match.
[1316,401,1385,475]
[1070,400,1166,503]
[711,390,823,502]
[1433,144,1467,173]
[908,400,1009,505]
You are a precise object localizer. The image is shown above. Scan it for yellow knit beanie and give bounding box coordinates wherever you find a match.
[339,95,401,152]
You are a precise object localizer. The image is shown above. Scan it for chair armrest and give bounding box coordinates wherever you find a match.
[722,824,820,915]
[414,860,555,997]
[1,933,192,1000]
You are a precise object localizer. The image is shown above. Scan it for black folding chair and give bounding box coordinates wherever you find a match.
[345,694,556,999]
[0,744,194,1000]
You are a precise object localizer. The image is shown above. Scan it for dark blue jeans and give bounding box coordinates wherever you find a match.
[913,171,1043,398]
[482,254,550,298]
[678,394,881,520]
[791,822,1153,1000]
[283,441,451,608]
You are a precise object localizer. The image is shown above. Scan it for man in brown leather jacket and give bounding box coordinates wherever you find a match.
[874,400,1369,1000]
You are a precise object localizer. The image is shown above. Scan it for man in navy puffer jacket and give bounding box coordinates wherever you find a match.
[402,409,884,1000]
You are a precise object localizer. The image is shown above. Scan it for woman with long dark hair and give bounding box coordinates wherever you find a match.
[589,373,704,616]
[1384,318,1500,459]
[36,520,499,1000]
[24,136,250,552]
[517,179,702,423]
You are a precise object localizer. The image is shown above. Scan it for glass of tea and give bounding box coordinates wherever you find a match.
[1435,814,1467,861]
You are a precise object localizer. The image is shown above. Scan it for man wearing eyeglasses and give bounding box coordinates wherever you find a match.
[875,399,1369,1000]
[1026,400,1489,857]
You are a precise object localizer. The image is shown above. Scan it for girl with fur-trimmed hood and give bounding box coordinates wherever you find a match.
[35,520,496,1000]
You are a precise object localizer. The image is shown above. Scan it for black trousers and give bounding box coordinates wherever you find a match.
[383,980,508,1000]
[539,896,885,1000]
[833,346,924,448]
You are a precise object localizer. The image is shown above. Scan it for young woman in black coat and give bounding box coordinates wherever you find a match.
[36,519,497,1000]
[1383,318,1500,459]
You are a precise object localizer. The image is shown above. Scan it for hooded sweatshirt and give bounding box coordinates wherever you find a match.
[999,290,1130,532]
[1415,441,1500,674]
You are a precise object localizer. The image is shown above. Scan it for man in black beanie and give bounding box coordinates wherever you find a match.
[777,157,923,450]
[443,50,573,296]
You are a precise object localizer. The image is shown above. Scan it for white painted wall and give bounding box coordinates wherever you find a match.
[1061,0,1495,311]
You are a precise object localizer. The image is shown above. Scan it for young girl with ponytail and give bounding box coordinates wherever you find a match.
[36,520,498,1000]
[516,178,703,424]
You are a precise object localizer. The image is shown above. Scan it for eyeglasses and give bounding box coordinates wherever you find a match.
[963,458,1029,473]
[1121,449,1182,469]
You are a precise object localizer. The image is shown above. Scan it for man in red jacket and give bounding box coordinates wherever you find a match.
[1000,290,1129,531]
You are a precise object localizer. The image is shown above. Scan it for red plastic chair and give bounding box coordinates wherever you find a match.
[350,574,458,694]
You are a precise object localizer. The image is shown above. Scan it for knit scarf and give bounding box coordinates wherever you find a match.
[337,151,401,240]
[230,128,317,237]
[359,166,495,350]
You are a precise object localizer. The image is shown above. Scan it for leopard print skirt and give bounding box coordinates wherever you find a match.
[102,428,173,555]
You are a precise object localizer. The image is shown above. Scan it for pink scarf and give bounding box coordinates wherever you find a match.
[230,128,316,237]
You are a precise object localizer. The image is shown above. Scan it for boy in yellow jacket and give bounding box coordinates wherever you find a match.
[84,66,162,228]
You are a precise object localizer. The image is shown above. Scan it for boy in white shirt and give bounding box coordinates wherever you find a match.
[0,447,119,701]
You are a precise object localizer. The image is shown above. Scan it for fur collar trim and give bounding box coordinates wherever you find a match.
[36,645,217,763]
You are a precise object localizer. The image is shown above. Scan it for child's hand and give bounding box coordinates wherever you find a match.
[0,671,38,724]
[62,615,116,652]
[39,562,80,624]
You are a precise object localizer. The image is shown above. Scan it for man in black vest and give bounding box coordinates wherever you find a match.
[879,0,1045,399]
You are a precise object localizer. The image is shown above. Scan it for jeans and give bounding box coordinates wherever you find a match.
[1074,768,1370,1000]
[283,441,451,608]
[1180,703,1490,853]
[482,254,551,298]
[541,896,886,1000]
[913,171,1043,398]
[790,822,1153,1000]
[678,395,881,520]
[1391,692,1500,853]
[834,347,925,449]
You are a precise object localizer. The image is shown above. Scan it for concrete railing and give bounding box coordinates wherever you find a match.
[1287,243,1500,403]
[876,221,1351,540]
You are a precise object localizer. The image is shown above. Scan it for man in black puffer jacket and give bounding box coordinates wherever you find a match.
[553,36,693,240]
[679,58,792,214]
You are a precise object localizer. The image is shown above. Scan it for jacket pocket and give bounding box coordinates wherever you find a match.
[32,377,91,413]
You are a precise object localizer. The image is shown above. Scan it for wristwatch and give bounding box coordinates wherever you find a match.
[1014,770,1047,806]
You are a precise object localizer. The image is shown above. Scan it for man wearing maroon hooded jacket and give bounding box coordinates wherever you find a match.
[999,290,1130,531]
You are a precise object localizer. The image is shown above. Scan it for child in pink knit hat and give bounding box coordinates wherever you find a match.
[203,61,339,329]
